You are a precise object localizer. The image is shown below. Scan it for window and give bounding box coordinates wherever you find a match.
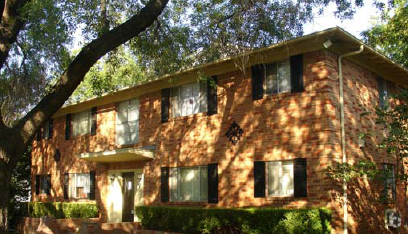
[72,110,91,137]
[171,82,207,117]
[378,78,389,108]
[69,173,91,199]
[116,98,139,145]
[265,59,291,94]
[383,164,396,200]
[170,166,208,201]
[37,120,53,141]
[267,160,294,196]
[36,175,51,195]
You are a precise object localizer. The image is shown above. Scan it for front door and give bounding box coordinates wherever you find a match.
[122,172,134,222]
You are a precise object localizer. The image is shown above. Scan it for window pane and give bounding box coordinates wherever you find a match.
[180,83,194,116]
[191,169,200,200]
[72,110,90,137]
[171,87,180,117]
[191,82,200,115]
[116,99,139,145]
[170,168,179,201]
[278,60,291,93]
[116,133,126,145]
[40,176,48,194]
[199,82,208,113]
[44,121,50,139]
[180,168,194,200]
[200,167,208,201]
[116,102,128,124]
[281,161,294,195]
[265,63,278,94]
[268,162,280,195]
[128,99,139,121]
[69,173,90,199]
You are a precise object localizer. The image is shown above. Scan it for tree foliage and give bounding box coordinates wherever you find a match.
[0,0,367,232]
[362,0,408,68]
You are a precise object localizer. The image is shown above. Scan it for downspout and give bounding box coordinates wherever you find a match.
[338,45,364,234]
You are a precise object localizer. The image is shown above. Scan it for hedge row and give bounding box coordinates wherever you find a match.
[20,202,98,219]
[135,206,332,234]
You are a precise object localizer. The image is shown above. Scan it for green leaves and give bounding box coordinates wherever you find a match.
[363,0,408,68]
[326,160,379,182]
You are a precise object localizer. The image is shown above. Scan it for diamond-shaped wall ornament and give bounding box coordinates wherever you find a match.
[225,121,244,145]
[54,149,61,162]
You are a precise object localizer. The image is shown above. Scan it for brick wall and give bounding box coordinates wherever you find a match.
[30,49,406,234]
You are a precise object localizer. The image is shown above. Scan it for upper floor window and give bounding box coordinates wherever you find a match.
[265,59,291,94]
[170,166,208,202]
[171,82,207,117]
[267,160,294,196]
[72,110,91,137]
[37,120,53,141]
[251,54,303,100]
[378,77,389,109]
[383,163,396,200]
[116,98,139,145]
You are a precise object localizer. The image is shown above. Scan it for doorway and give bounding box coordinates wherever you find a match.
[107,170,144,223]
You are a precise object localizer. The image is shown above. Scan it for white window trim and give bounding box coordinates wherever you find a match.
[170,166,208,202]
[266,160,294,197]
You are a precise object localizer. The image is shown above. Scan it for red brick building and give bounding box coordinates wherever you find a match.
[29,27,408,233]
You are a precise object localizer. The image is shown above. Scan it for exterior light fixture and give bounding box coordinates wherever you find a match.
[323,39,332,49]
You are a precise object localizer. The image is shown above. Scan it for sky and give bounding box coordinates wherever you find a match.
[303,0,379,39]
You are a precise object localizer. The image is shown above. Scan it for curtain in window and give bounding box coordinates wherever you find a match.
[170,167,208,201]
[117,99,139,145]
[72,110,90,137]
[172,82,207,117]
[265,59,291,94]
[268,161,294,196]
[69,173,91,199]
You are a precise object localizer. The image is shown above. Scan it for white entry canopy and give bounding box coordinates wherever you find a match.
[78,146,155,162]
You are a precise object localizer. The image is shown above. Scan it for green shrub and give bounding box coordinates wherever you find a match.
[23,202,98,219]
[135,206,332,234]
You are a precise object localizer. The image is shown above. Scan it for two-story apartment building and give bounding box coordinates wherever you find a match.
[29,27,408,234]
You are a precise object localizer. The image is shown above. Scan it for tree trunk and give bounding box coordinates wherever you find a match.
[0,159,12,234]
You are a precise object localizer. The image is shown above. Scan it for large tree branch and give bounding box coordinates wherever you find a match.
[0,0,5,24]
[15,0,169,143]
[0,0,30,69]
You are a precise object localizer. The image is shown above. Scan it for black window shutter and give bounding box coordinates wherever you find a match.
[254,161,266,197]
[161,89,170,123]
[91,107,97,136]
[294,158,307,197]
[48,119,53,139]
[46,175,51,195]
[64,173,69,200]
[161,167,169,202]
[89,171,96,200]
[65,114,71,140]
[35,175,40,194]
[36,128,42,141]
[251,65,264,100]
[207,76,218,116]
[208,163,219,203]
[290,54,304,93]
